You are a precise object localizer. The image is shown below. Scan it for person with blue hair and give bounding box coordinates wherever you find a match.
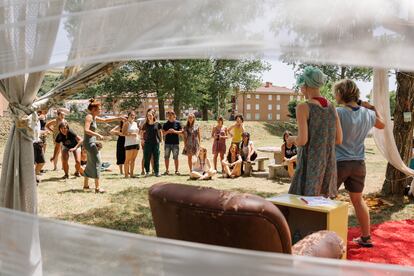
[288,66,343,197]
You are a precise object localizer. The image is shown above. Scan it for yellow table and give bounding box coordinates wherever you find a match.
[267,194,349,258]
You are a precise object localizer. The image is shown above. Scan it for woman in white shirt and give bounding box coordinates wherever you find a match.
[122,111,140,178]
[190,147,217,180]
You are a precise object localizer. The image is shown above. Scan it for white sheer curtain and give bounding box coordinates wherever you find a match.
[372,69,414,194]
[0,1,64,213]
[0,207,411,276]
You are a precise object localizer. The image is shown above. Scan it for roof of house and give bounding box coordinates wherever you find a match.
[241,82,297,94]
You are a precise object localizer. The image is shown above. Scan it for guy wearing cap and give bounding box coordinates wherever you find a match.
[162,110,183,175]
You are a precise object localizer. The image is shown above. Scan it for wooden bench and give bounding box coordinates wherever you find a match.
[268,164,289,179]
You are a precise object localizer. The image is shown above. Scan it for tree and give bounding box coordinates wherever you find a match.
[287,99,299,119]
[382,72,414,198]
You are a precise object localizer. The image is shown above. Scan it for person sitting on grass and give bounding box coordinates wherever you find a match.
[334,79,385,248]
[281,130,297,178]
[190,147,217,180]
[51,122,83,179]
[222,143,243,178]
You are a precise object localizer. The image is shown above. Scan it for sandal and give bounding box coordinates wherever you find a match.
[83,186,90,192]
[95,188,106,194]
[353,236,373,248]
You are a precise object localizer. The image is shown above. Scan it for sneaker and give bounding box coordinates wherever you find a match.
[175,171,181,176]
[145,173,150,177]
[155,173,161,177]
[163,171,170,176]
[353,236,373,248]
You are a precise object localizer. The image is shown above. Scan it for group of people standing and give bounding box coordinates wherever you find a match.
[109,108,259,182]
[286,66,385,248]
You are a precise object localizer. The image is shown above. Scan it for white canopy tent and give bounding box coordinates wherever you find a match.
[0,0,413,275]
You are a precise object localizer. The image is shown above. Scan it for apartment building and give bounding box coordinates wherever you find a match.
[235,82,302,122]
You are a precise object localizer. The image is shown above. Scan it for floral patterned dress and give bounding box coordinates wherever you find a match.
[289,103,338,198]
[183,124,200,156]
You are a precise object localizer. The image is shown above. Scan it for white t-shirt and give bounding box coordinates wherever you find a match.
[124,121,140,147]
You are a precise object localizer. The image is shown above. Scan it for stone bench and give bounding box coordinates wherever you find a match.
[268,164,289,179]
[243,161,256,177]
[256,157,269,172]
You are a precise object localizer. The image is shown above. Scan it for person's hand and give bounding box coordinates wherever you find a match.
[168,128,175,133]
[97,134,104,140]
[360,101,374,110]
[287,136,296,144]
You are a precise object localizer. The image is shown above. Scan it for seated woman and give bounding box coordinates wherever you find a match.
[190,147,217,180]
[240,132,257,162]
[221,143,243,178]
[51,122,83,178]
[281,131,297,178]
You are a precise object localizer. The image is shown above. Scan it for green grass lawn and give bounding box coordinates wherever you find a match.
[1,120,413,236]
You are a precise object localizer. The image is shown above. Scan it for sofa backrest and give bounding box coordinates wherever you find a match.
[149,183,292,254]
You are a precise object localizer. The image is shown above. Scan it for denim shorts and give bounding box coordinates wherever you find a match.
[164,144,179,160]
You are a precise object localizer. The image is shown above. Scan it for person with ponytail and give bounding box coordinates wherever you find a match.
[83,99,123,193]
[288,66,343,198]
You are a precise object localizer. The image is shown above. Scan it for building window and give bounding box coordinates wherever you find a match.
[290,95,294,101]
[246,113,252,120]
[268,104,272,110]
[268,114,272,120]
[255,95,260,99]
[246,104,251,110]
[247,94,251,99]
[276,95,281,101]
[276,104,280,110]
[268,95,272,100]
[255,113,260,120]
[255,104,259,110]
[276,114,281,120]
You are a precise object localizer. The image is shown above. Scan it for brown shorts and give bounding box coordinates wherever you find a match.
[337,160,366,193]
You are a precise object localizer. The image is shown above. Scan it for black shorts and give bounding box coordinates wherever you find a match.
[33,142,45,164]
[337,160,366,193]
[125,144,139,151]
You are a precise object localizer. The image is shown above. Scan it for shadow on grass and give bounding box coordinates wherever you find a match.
[344,191,411,228]
[57,186,155,236]
[58,189,88,194]
[42,177,67,183]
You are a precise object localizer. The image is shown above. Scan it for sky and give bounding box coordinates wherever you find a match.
[262,60,397,100]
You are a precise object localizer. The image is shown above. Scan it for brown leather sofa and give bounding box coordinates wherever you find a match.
[149,183,345,258]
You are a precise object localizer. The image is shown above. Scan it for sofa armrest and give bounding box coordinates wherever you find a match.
[292,230,345,259]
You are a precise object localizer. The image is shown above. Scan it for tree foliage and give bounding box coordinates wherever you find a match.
[71,59,270,119]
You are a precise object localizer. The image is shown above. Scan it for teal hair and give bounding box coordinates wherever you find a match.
[296,66,327,88]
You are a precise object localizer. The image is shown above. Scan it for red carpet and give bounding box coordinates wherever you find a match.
[347,219,414,266]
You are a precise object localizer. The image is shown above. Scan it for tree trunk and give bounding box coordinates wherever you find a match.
[340,66,346,79]
[201,104,209,121]
[157,95,166,121]
[382,71,414,198]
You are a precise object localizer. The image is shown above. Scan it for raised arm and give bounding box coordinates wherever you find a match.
[361,101,385,129]
[96,116,122,123]
[110,125,123,136]
[45,119,56,132]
